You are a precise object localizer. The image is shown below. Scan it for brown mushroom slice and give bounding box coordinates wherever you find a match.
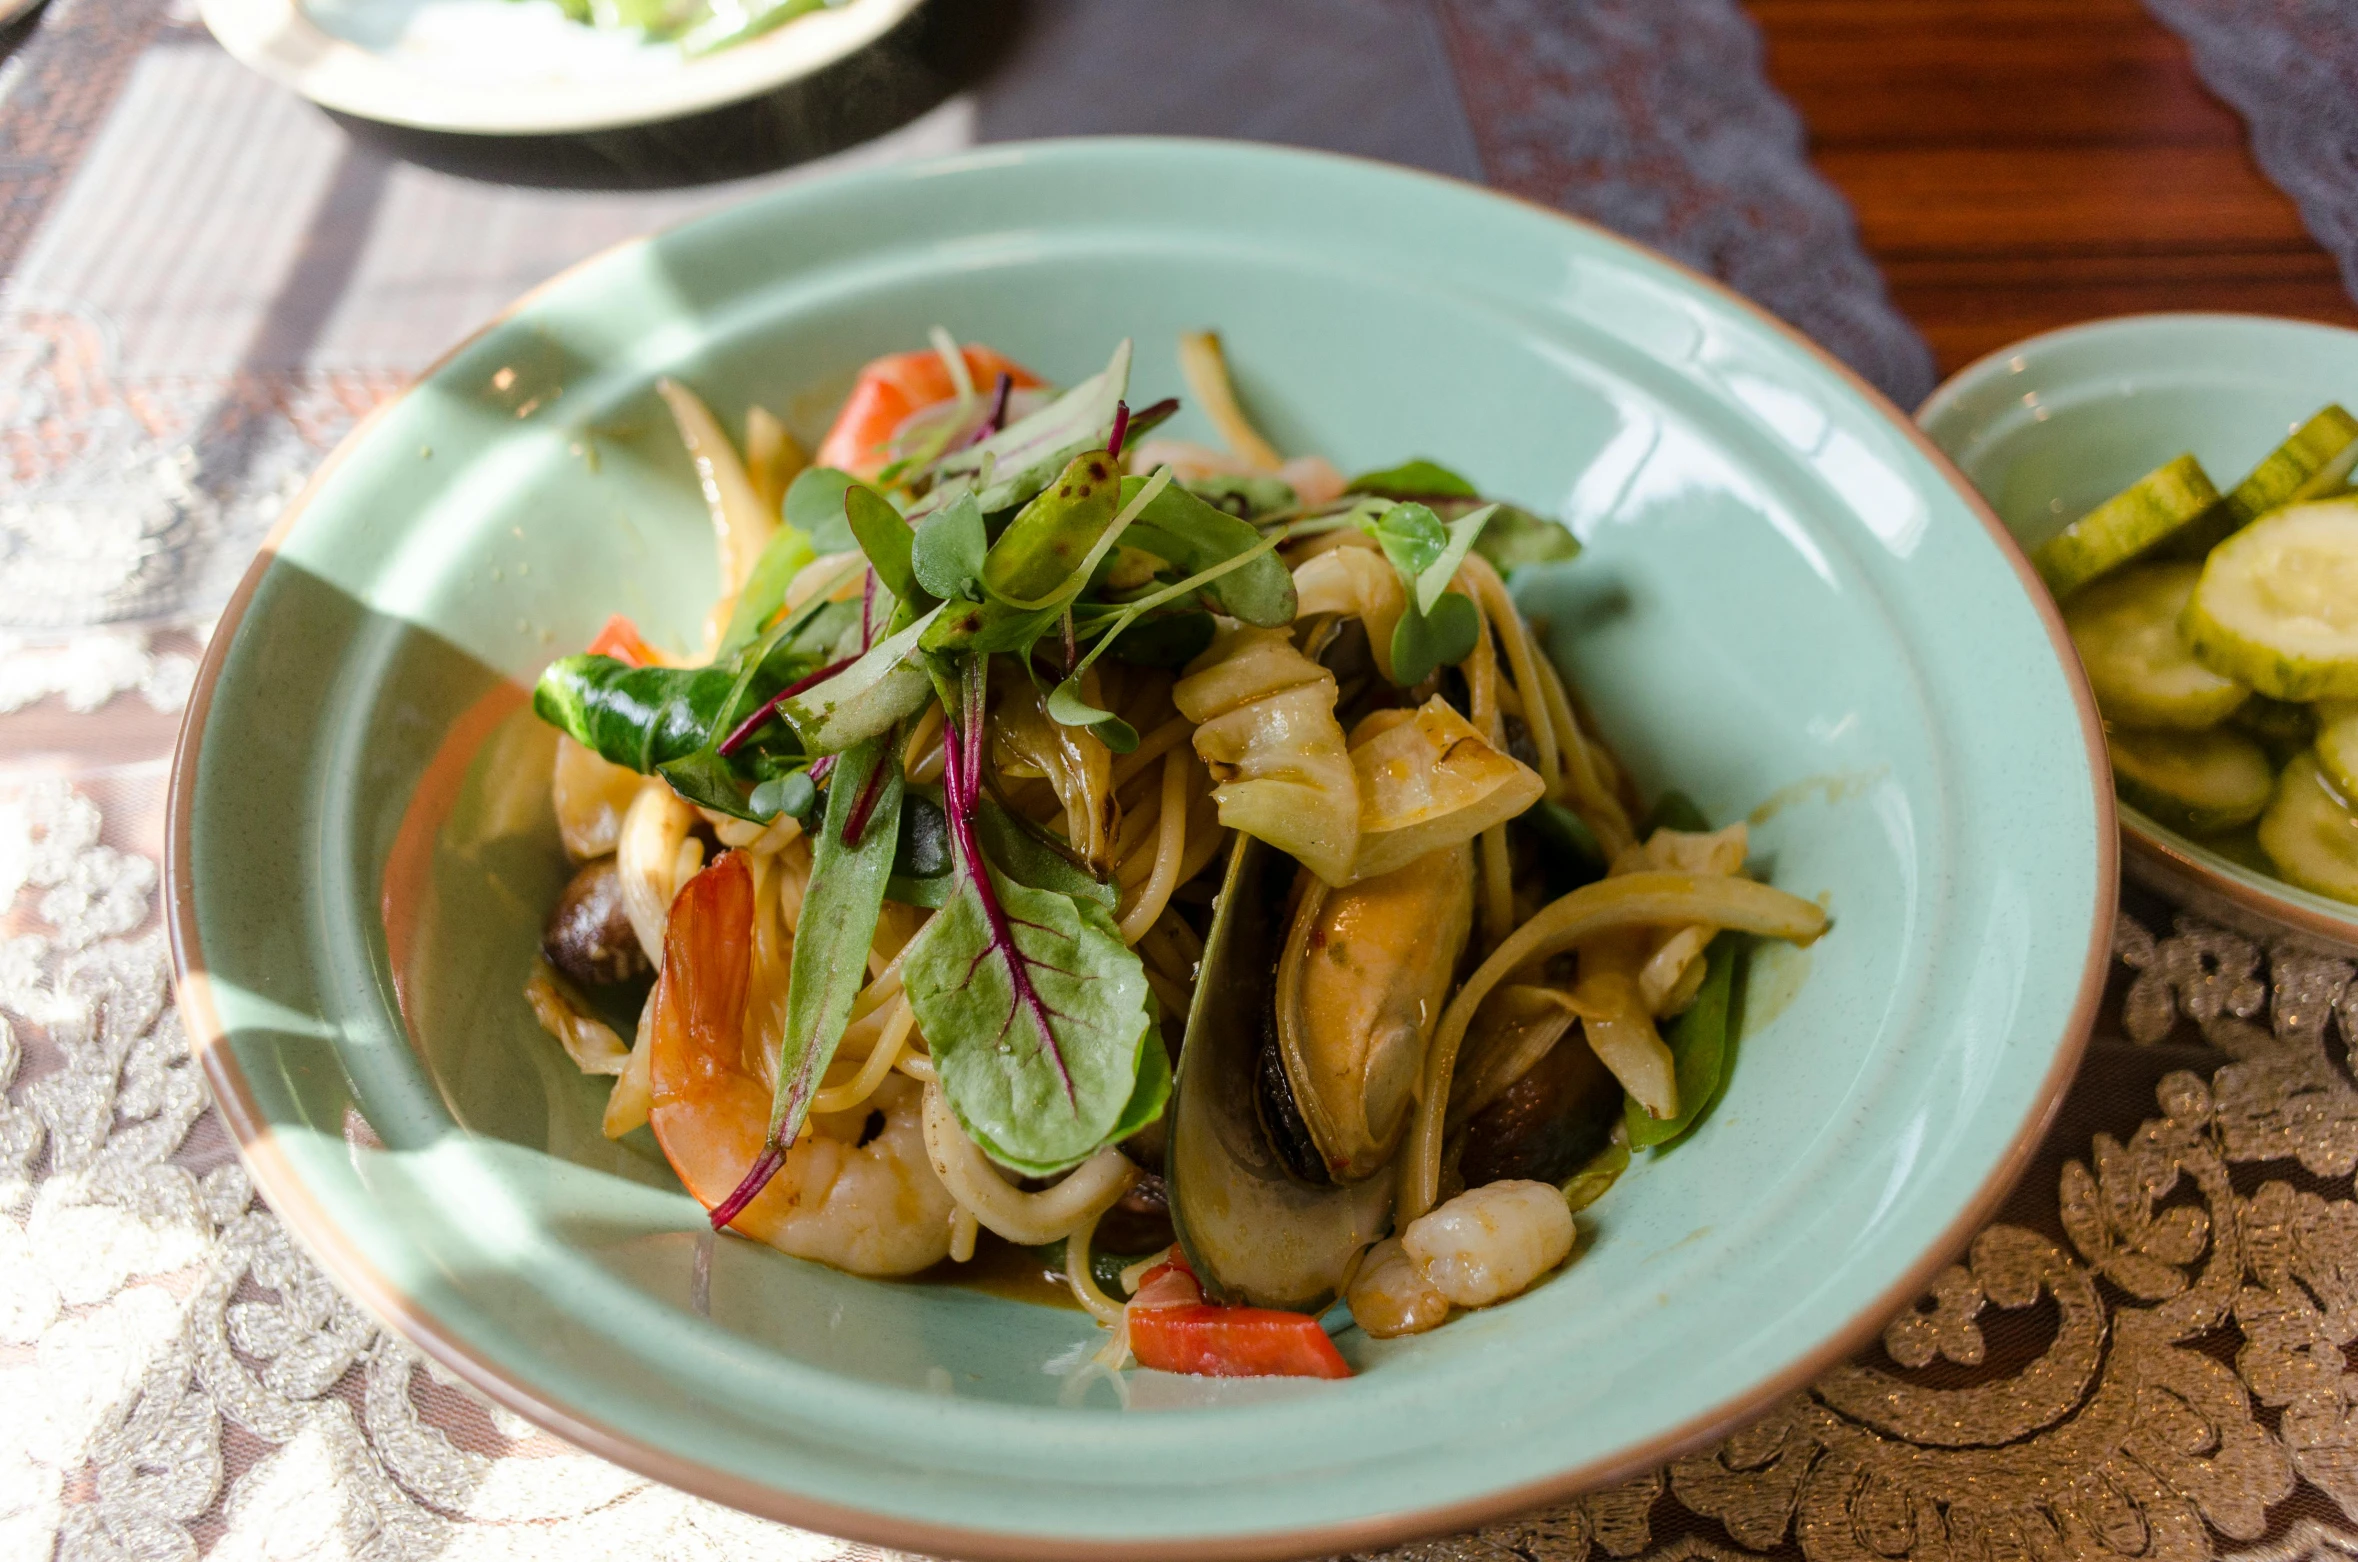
[1446,983,1582,1132]
[1347,697,1544,882]
[1457,1022,1620,1188]
[543,855,652,987]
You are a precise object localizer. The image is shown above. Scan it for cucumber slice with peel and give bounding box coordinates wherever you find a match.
[2184,500,2358,700]
[2032,453,2218,599]
[2108,724,2274,834]
[2167,404,2358,559]
[2063,563,2249,730]
[2315,701,2358,800]
[2259,752,2358,904]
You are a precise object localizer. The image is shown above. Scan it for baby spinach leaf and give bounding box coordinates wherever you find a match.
[933,339,1131,514]
[911,490,988,601]
[784,467,861,553]
[1389,589,1481,686]
[1471,502,1581,575]
[780,603,942,754]
[761,734,904,1161]
[844,482,922,606]
[533,658,737,773]
[1348,458,1479,499]
[903,867,1155,1176]
[1625,934,1740,1150]
[1117,475,1296,627]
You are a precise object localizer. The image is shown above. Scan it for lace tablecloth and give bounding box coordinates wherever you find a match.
[8,1,2358,1558]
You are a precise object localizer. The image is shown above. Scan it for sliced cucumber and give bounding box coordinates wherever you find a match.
[2167,404,2358,559]
[2184,500,2358,700]
[2232,694,2319,748]
[2315,701,2358,800]
[2109,724,2275,834]
[2033,453,2218,599]
[2063,563,2248,729]
[2259,752,2358,904]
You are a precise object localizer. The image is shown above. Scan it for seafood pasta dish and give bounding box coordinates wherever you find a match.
[518,331,1828,1378]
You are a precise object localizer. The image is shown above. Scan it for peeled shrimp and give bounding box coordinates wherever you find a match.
[648,852,957,1276]
[1401,1180,1575,1309]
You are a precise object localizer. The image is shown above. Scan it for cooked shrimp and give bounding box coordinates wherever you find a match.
[648,852,958,1276]
[1400,1180,1574,1310]
[816,345,1040,477]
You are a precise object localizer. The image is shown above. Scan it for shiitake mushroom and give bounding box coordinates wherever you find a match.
[541,856,649,987]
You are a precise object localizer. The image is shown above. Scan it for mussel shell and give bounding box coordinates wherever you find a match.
[1167,833,1392,1311]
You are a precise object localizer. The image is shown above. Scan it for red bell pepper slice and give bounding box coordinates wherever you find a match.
[1127,1302,1352,1380]
[586,613,657,668]
[815,345,1040,478]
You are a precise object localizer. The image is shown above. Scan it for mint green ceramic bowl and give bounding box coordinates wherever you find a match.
[1919,313,2358,954]
[169,139,2112,1560]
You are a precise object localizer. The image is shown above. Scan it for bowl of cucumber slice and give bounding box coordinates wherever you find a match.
[1922,312,2358,952]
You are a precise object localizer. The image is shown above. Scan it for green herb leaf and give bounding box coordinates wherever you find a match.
[1625,935,1740,1149]
[919,597,1063,657]
[1388,589,1481,686]
[1348,458,1479,499]
[1561,1136,1630,1212]
[1104,611,1216,668]
[1184,474,1296,520]
[717,521,817,656]
[1366,500,1448,581]
[1471,503,1581,575]
[844,482,922,605]
[1044,677,1141,753]
[974,794,1115,908]
[1117,475,1298,626]
[902,864,1155,1176]
[981,449,1125,607]
[764,735,904,1153]
[911,490,988,601]
[780,603,942,754]
[1414,503,1498,615]
[749,770,818,822]
[784,467,861,553]
[930,340,1131,514]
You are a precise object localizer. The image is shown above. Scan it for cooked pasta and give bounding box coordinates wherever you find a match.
[511,331,1828,1378]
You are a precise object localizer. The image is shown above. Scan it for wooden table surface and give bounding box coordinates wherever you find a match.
[1755,0,2358,379]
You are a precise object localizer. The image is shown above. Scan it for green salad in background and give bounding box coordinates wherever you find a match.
[520,0,837,56]
[2036,405,2358,904]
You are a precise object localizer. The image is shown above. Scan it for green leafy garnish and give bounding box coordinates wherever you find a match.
[1348,458,1480,500]
[929,340,1131,514]
[1562,1137,1630,1211]
[1472,503,1581,575]
[717,519,817,656]
[904,866,1156,1175]
[910,490,988,601]
[1185,474,1296,519]
[844,482,923,606]
[1118,475,1297,626]
[784,467,861,553]
[779,604,942,754]
[1625,935,1740,1149]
